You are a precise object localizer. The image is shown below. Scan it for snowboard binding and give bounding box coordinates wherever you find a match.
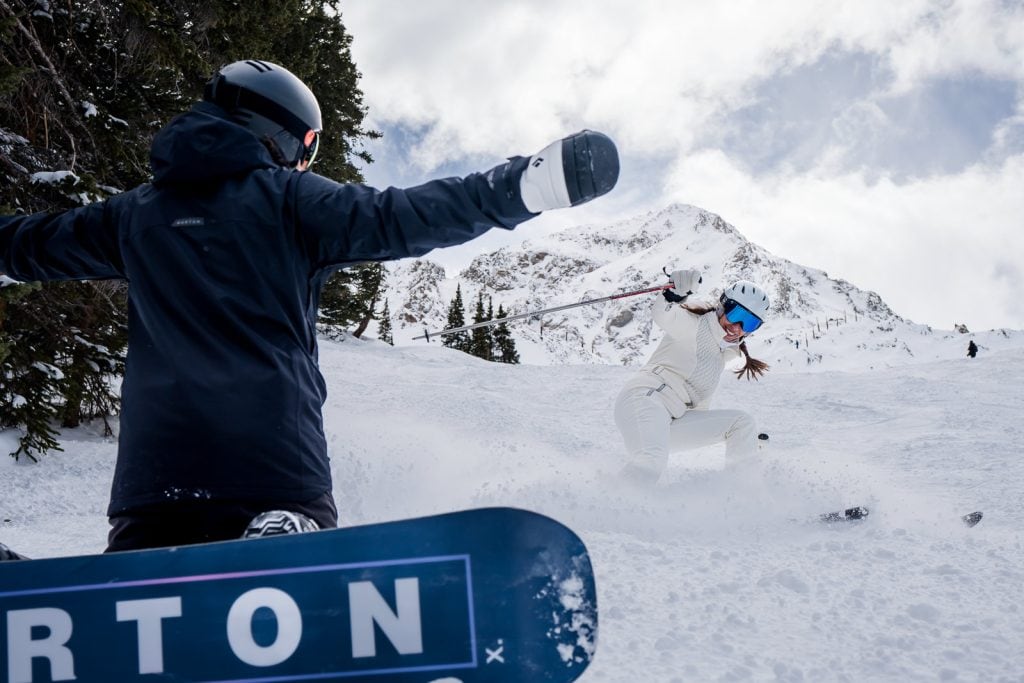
[242,510,320,538]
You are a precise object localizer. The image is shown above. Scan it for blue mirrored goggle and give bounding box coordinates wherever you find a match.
[723,299,763,334]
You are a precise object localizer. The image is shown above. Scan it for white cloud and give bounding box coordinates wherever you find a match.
[989,89,1024,157]
[661,150,1024,330]
[885,0,1024,93]
[341,0,1024,330]
[346,1,1023,159]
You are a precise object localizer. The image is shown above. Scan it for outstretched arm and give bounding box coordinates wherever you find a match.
[651,268,704,338]
[296,156,535,268]
[296,131,619,269]
[652,297,703,340]
[0,203,125,282]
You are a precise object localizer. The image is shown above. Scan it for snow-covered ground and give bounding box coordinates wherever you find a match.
[3,338,1023,681]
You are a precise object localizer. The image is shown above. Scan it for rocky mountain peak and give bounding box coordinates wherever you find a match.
[379,205,1019,370]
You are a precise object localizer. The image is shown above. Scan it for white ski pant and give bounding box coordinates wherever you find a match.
[614,385,758,481]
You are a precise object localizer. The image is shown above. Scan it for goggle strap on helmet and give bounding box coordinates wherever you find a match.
[205,77,316,144]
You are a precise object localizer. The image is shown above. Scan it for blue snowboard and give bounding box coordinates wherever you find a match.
[0,507,596,683]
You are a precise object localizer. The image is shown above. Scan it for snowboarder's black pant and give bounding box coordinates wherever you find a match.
[106,492,338,552]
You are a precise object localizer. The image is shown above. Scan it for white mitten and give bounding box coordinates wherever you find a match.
[519,130,619,212]
[670,268,702,296]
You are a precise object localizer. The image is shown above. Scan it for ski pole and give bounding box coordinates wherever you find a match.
[413,283,674,342]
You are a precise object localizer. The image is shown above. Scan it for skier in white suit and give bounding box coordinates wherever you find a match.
[615,269,770,484]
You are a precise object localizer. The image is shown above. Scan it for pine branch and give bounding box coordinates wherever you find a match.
[0,151,28,175]
[0,1,79,115]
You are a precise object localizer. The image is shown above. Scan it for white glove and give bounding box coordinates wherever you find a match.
[670,269,702,296]
[519,130,619,212]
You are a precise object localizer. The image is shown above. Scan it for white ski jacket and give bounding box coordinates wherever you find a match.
[623,299,743,416]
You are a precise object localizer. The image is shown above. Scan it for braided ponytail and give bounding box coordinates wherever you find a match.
[735,341,769,381]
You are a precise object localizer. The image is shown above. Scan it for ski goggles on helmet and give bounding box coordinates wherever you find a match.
[302,129,320,168]
[722,298,764,334]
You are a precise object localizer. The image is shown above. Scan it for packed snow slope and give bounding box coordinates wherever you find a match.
[3,337,1023,681]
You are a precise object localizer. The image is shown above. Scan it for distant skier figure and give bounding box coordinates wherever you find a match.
[967,340,978,358]
[614,270,769,483]
[0,59,619,553]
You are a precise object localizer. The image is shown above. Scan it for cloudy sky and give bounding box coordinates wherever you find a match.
[343,1,1024,332]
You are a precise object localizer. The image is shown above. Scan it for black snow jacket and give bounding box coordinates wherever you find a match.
[0,102,536,516]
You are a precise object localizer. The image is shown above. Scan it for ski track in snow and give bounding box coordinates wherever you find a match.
[3,339,1023,681]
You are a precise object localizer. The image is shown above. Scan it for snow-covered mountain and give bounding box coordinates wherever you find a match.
[383,204,1021,370]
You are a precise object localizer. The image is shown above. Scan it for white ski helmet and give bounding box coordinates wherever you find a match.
[720,280,770,333]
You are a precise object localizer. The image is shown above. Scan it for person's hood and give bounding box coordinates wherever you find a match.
[150,101,277,185]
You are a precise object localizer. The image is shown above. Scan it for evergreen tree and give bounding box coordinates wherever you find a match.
[318,269,358,338]
[469,292,493,361]
[318,263,385,339]
[350,263,385,339]
[377,298,393,345]
[492,304,520,364]
[0,0,376,459]
[441,284,470,352]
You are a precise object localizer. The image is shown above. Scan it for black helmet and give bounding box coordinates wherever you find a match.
[204,60,322,167]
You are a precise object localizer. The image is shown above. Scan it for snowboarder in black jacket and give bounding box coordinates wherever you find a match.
[0,60,619,552]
